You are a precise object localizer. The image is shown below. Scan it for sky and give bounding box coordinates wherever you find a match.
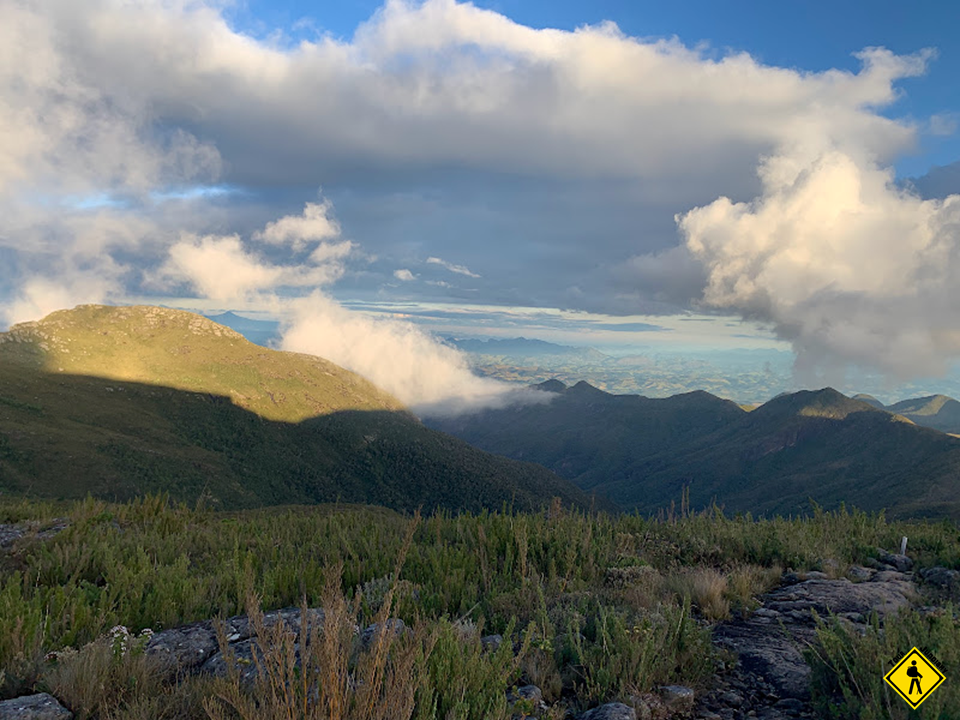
[3,0,960,410]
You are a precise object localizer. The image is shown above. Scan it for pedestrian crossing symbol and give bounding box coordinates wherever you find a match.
[884,647,945,708]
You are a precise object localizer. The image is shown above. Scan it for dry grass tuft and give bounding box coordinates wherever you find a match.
[664,568,730,622]
[203,512,432,720]
[44,626,167,720]
[724,564,782,616]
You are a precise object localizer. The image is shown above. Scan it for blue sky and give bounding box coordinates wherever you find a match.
[5,0,960,406]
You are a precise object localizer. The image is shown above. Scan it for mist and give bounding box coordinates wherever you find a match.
[280,293,550,417]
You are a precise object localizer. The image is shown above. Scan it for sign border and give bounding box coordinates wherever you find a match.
[884,646,946,709]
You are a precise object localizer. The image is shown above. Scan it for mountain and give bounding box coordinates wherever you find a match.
[431,380,744,500]
[0,306,592,513]
[446,336,609,362]
[205,311,281,346]
[428,382,960,519]
[851,393,885,409]
[886,394,960,434]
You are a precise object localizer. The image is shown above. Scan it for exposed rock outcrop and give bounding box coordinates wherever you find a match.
[698,566,917,719]
[145,607,325,676]
[0,693,73,720]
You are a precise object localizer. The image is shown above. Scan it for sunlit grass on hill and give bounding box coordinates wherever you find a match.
[0,305,404,423]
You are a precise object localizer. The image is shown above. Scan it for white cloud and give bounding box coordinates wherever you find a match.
[679,149,960,380]
[22,0,922,191]
[256,200,341,250]
[5,276,118,327]
[394,268,416,281]
[426,256,481,278]
[158,201,354,302]
[164,235,284,301]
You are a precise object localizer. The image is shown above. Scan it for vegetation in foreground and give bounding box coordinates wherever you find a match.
[1,497,960,719]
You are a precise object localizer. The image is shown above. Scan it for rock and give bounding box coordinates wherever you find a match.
[846,565,873,582]
[0,525,24,549]
[0,693,73,719]
[146,607,325,674]
[876,551,913,573]
[763,577,914,622]
[921,566,960,593]
[200,638,265,683]
[872,570,910,583]
[580,702,637,720]
[755,710,788,720]
[717,691,743,707]
[358,618,407,650]
[508,685,542,704]
[773,697,806,714]
[803,571,828,580]
[752,608,780,620]
[714,574,917,703]
[0,520,67,550]
[660,685,695,715]
[714,622,811,701]
[481,634,503,652]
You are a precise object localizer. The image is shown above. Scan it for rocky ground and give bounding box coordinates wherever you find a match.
[695,556,918,720]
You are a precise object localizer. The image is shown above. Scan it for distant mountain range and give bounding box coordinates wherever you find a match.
[0,306,591,513]
[205,311,281,346]
[206,318,960,436]
[428,380,960,519]
[444,336,608,362]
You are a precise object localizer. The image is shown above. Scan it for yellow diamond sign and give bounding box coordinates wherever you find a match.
[884,647,946,709]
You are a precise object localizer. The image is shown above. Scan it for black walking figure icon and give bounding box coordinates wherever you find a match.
[907,660,923,695]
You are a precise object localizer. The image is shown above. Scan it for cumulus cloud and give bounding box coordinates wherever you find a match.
[255,200,341,250]
[679,149,960,381]
[394,269,416,281]
[158,202,354,301]
[6,0,929,313]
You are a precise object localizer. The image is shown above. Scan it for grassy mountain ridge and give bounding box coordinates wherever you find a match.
[886,394,960,434]
[0,306,592,512]
[428,381,960,519]
[2,304,403,422]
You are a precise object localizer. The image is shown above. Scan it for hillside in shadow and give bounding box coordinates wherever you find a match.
[0,366,595,514]
[429,382,960,519]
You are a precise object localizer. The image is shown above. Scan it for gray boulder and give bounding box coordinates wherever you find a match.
[876,551,913,573]
[920,566,960,595]
[715,574,916,701]
[660,685,694,714]
[358,618,407,651]
[846,565,873,582]
[580,702,637,720]
[146,607,324,674]
[0,694,73,720]
[507,685,542,705]
[481,634,503,652]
